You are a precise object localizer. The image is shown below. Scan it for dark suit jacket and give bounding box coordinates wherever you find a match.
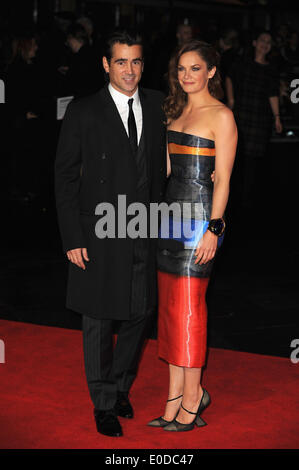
[55,85,167,320]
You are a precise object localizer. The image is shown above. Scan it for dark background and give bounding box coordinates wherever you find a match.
[0,0,298,360]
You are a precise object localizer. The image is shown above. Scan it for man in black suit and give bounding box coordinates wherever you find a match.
[55,31,166,437]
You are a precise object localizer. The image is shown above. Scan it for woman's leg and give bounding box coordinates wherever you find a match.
[175,367,203,424]
[162,363,184,421]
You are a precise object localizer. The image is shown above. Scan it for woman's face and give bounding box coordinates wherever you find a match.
[253,33,272,56]
[177,51,215,95]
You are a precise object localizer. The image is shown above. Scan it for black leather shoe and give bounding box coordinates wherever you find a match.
[114,391,134,419]
[94,408,123,437]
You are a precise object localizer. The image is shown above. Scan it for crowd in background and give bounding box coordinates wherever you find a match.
[0,12,298,210]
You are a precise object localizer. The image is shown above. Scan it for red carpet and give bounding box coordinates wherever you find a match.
[0,319,298,449]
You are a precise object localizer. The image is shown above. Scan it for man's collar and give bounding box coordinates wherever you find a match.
[108,83,140,106]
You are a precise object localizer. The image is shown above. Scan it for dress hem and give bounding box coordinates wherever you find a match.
[158,353,206,369]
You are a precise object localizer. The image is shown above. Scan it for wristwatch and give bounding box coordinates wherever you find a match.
[207,217,225,236]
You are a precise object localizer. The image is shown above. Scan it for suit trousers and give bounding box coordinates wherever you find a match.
[82,236,152,410]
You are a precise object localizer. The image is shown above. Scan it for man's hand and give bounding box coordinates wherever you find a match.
[67,248,89,270]
[58,65,69,75]
[211,170,215,183]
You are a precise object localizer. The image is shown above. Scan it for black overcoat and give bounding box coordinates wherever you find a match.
[55,85,167,320]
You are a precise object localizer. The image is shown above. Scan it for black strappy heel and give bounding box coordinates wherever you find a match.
[163,388,211,432]
[147,394,183,427]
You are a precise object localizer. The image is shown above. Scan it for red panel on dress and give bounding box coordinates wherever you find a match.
[157,271,210,368]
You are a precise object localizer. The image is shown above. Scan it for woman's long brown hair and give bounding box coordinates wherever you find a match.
[9,36,37,65]
[164,40,223,124]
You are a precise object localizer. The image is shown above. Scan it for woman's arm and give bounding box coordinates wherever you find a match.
[210,107,238,219]
[225,76,235,110]
[195,107,237,264]
[269,95,283,133]
[166,139,171,177]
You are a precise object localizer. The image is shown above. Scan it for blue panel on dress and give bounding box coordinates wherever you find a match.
[159,216,224,249]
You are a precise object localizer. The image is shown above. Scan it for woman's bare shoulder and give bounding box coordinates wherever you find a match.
[212,105,237,142]
[213,103,234,119]
[211,104,235,128]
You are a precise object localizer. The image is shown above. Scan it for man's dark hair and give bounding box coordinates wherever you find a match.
[67,23,88,44]
[103,30,143,63]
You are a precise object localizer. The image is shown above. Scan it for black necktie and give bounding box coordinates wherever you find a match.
[128,98,138,155]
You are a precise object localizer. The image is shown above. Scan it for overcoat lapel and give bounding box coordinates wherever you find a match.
[139,88,152,182]
[94,86,154,185]
[97,86,138,181]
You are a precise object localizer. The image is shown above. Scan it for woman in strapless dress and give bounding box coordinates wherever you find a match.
[148,40,237,432]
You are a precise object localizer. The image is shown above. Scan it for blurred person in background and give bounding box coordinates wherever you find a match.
[76,16,103,71]
[150,20,194,92]
[281,30,299,69]
[226,30,283,211]
[62,22,103,98]
[275,23,290,50]
[77,16,94,46]
[5,31,47,201]
[176,23,193,47]
[216,28,240,103]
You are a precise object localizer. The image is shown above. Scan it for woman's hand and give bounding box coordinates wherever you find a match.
[194,230,218,265]
[275,116,283,133]
[26,111,38,119]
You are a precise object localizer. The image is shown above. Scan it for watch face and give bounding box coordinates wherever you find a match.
[214,219,224,235]
[209,218,224,236]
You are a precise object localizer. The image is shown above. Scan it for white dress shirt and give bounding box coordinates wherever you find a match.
[108,83,143,144]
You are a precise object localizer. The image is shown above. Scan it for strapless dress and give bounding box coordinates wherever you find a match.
[157,130,223,368]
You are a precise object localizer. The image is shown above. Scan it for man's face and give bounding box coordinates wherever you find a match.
[66,36,80,53]
[103,43,143,97]
[177,25,193,45]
